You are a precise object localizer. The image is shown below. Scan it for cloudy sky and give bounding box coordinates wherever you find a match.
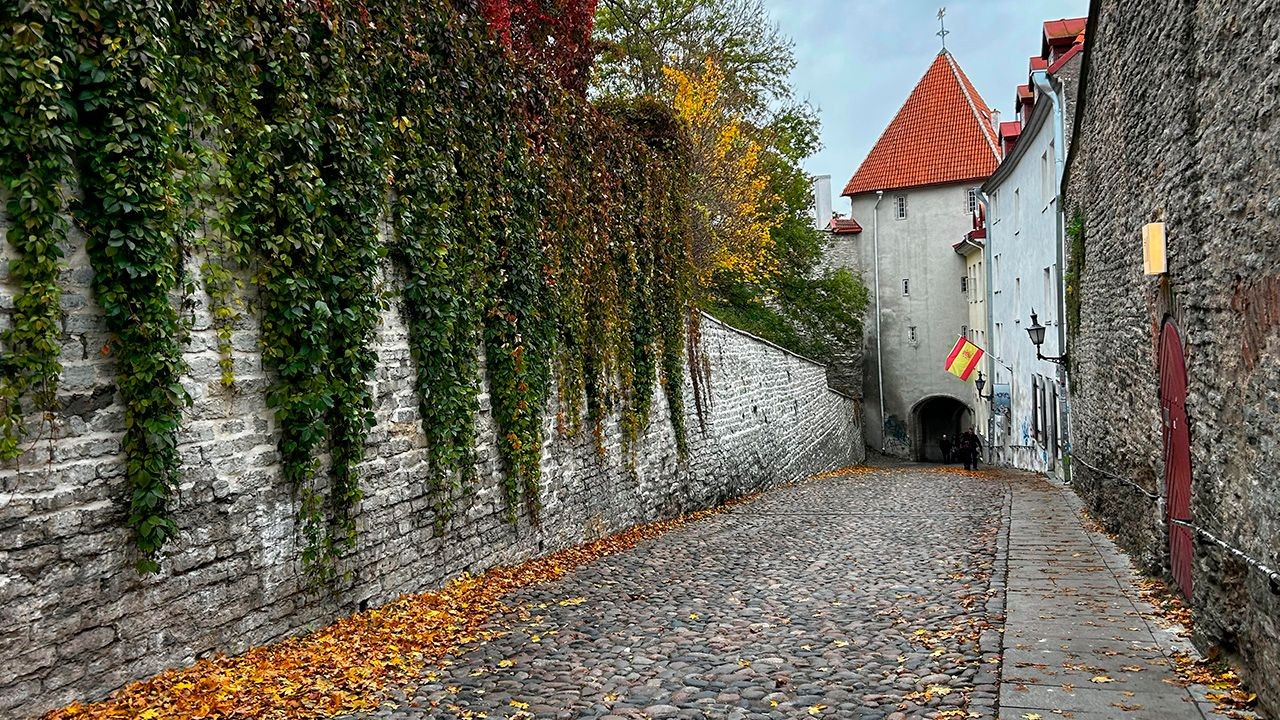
[759,0,1088,205]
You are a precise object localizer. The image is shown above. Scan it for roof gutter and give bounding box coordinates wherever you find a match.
[1031,67,1069,475]
[872,190,886,453]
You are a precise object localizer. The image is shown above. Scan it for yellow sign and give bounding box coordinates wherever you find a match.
[1143,222,1167,275]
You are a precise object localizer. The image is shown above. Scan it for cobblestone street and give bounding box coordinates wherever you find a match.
[344,464,1255,720]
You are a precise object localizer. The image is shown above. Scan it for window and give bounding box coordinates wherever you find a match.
[902,278,910,296]
[993,255,1001,292]
[995,322,1003,356]
[960,275,969,293]
[1043,267,1053,327]
[1031,375,1041,442]
[967,187,979,215]
[1014,188,1021,233]
[1041,150,1053,207]
[895,195,908,220]
[908,326,917,342]
[961,324,969,339]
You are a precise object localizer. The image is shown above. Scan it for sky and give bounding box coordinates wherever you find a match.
[759,0,1088,205]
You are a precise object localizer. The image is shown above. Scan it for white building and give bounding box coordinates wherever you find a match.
[829,50,1001,460]
[953,216,990,453]
[981,18,1085,473]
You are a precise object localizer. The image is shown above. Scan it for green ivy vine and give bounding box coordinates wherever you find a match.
[0,2,75,460]
[72,0,192,574]
[0,0,697,582]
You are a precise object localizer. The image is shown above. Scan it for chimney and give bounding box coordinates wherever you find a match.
[812,175,833,231]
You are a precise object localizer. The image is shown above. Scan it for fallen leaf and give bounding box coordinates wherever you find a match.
[1090,676,1116,684]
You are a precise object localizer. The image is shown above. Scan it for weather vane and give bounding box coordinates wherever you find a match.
[937,7,950,50]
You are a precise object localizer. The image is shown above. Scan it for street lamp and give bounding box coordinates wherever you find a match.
[1027,309,1067,364]
[974,371,994,401]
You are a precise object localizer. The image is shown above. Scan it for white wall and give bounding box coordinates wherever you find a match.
[845,183,978,457]
[985,102,1066,473]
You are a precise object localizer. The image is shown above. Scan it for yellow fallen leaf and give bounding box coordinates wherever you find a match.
[1091,675,1116,683]
[509,700,529,710]
[770,700,779,708]
[497,659,514,668]
[808,704,827,715]
[688,613,699,620]
[1021,714,1043,720]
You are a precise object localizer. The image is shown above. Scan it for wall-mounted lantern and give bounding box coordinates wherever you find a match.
[1027,310,1067,365]
[974,371,994,402]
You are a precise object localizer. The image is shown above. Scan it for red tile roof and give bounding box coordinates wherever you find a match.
[1043,17,1087,57]
[842,51,1000,197]
[827,217,864,235]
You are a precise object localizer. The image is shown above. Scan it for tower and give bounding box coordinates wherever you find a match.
[830,50,1000,459]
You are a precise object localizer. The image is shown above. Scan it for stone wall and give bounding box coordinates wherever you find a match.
[1063,0,1280,710]
[0,213,864,718]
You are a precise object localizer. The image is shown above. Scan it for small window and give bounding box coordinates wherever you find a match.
[1031,375,1041,442]
[902,278,910,296]
[967,188,978,215]
[961,324,969,339]
[895,195,908,220]
[1041,151,1052,206]
[1014,188,1021,233]
[960,275,969,293]
[908,326,917,342]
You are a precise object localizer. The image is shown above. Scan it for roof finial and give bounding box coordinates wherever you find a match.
[937,7,950,51]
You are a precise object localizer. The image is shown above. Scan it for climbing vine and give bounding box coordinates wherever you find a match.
[0,0,696,579]
[1065,209,1085,381]
[72,0,192,573]
[0,2,75,459]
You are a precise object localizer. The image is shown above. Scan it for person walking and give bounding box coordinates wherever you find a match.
[959,429,982,471]
[939,434,953,463]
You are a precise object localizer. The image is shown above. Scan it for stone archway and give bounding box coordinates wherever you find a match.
[911,395,971,462]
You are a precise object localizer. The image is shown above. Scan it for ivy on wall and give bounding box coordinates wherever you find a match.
[0,2,74,460]
[0,0,695,580]
[1065,209,1085,382]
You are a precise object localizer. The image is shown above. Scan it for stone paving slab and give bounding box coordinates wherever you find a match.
[999,475,1219,720]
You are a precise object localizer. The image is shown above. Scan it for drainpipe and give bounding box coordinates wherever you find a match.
[976,188,995,465]
[1031,69,1068,475]
[872,190,886,452]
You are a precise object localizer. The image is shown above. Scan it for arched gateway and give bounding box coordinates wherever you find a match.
[911,395,971,462]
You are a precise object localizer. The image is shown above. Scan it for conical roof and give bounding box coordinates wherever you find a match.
[842,50,1000,197]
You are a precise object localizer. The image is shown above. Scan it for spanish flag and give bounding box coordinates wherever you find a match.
[944,336,984,380]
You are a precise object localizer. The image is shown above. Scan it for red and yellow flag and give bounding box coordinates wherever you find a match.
[944,336,985,380]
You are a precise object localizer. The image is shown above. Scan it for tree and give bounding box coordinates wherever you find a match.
[665,59,776,285]
[591,0,869,366]
[593,0,793,110]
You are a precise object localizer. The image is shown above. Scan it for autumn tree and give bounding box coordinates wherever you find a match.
[666,59,775,285]
[592,0,868,365]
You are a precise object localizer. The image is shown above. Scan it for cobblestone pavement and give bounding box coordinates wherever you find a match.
[349,464,1258,720]
[354,465,1010,720]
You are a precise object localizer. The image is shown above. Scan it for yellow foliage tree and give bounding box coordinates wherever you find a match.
[665,59,779,287]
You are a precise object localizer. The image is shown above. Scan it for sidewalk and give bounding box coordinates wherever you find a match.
[998,475,1260,720]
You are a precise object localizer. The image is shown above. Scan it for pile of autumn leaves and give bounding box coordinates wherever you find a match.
[46,505,736,720]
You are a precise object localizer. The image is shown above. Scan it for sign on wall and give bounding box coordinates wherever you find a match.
[993,383,1012,415]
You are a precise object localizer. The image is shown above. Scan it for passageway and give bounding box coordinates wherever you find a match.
[910,395,971,462]
[344,465,1227,720]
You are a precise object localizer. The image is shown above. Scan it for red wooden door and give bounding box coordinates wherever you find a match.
[1159,320,1193,599]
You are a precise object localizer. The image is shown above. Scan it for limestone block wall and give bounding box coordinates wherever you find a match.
[0,216,863,718]
[1063,0,1280,710]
